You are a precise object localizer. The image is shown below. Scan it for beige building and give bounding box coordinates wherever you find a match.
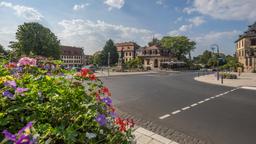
[235,22,256,72]
[115,42,140,63]
[60,46,85,67]
[138,45,174,70]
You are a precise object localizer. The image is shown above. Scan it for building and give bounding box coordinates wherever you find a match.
[115,42,140,63]
[235,22,256,72]
[60,46,85,67]
[138,45,174,69]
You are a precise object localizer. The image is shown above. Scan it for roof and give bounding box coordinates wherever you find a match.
[115,42,139,47]
[144,45,162,50]
[235,22,256,42]
[60,46,84,56]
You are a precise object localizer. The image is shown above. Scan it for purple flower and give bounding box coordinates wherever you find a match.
[16,134,30,144]
[18,122,33,135]
[102,97,112,105]
[95,114,107,126]
[2,130,16,141]
[16,88,29,93]
[2,90,14,98]
[4,80,17,88]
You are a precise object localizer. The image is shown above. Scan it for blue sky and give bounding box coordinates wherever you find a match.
[0,0,255,56]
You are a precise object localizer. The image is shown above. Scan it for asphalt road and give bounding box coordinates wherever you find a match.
[101,72,256,144]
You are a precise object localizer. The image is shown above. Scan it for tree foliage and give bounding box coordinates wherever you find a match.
[125,57,143,69]
[10,22,60,59]
[101,39,118,66]
[92,51,103,66]
[160,36,196,60]
[0,44,5,54]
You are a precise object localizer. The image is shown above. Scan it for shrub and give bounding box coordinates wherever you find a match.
[0,56,134,143]
[220,72,237,79]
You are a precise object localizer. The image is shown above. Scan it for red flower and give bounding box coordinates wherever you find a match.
[127,119,135,128]
[101,87,111,96]
[81,68,90,77]
[89,74,96,81]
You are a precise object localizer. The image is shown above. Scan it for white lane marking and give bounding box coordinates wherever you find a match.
[172,110,181,115]
[182,106,190,110]
[191,103,198,107]
[159,114,170,119]
[159,87,240,119]
[241,86,256,91]
[198,101,204,104]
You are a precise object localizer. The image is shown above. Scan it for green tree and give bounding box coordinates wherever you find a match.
[92,51,103,66]
[0,44,6,54]
[101,39,118,66]
[125,57,143,69]
[10,22,60,59]
[160,36,196,60]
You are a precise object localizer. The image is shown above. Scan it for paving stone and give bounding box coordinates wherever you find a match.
[136,135,153,144]
[169,141,179,144]
[134,131,143,140]
[136,127,155,137]
[148,140,163,144]
[152,134,172,144]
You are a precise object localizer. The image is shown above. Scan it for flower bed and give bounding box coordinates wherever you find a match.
[220,72,238,79]
[0,56,134,143]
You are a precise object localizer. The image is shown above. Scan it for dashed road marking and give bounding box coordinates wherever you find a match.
[191,103,198,107]
[159,114,171,119]
[172,110,181,115]
[182,106,190,110]
[159,87,240,120]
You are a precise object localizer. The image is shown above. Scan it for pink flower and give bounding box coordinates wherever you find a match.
[17,57,37,67]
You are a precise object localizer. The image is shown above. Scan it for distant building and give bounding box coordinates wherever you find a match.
[115,42,140,63]
[60,46,85,67]
[138,45,174,69]
[235,22,256,72]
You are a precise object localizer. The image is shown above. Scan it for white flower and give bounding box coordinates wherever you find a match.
[86,132,96,139]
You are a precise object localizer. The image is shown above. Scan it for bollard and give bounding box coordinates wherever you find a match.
[221,75,223,84]
[198,71,200,77]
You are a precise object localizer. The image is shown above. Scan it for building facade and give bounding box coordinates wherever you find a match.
[235,22,256,72]
[60,46,85,67]
[138,45,174,70]
[115,42,140,63]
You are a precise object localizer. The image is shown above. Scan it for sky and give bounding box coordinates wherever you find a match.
[0,0,255,56]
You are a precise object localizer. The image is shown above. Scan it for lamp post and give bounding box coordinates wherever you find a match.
[108,52,110,76]
[210,44,220,80]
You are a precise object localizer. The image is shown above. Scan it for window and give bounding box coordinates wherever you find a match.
[147,59,150,65]
[251,38,256,46]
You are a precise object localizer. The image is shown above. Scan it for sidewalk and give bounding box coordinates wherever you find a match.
[134,127,179,144]
[194,72,256,87]
[95,71,158,77]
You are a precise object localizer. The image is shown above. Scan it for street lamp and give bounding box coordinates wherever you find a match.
[210,44,220,80]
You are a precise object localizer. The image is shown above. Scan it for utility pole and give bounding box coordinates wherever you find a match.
[211,44,220,80]
[108,52,110,77]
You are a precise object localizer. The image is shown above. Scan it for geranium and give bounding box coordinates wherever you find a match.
[15,88,29,94]
[81,68,90,77]
[17,57,37,67]
[5,62,17,69]
[4,80,17,88]
[101,87,111,96]
[89,74,96,81]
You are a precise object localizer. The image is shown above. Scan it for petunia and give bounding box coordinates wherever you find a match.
[16,134,30,144]
[2,90,14,98]
[95,114,107,126]
[4,80,17,88]
[18,121,33,135]
[16,88,29,94]
[86,132,96,139]
[2,130,16,141]
[102,97,112,105]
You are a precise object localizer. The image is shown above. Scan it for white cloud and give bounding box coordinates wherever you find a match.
[174,17,183,24]
[0,1,43,21]
[169,16,205,35]
[184,0,256,21]
[0,27,17,49]
[192,30,240,55]
[188,16,205,26]
[104,0,125,10]
[73,3,89,11]
[58,19,160,54]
